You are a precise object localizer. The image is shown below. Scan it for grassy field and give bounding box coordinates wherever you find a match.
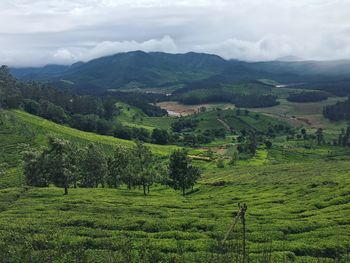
[186,109,288,134]
[250,97,348,132]
[116,102,175,130]
[0,156,349,262]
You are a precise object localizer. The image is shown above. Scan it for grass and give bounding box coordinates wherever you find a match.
[7,110,178,155]
[116,102,175,130]
[188,109,288,133]
[0,157,349,262]
[250,97,348,132]
[1,104,350,262]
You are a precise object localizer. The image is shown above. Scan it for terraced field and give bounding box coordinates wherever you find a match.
[0,158,349,262]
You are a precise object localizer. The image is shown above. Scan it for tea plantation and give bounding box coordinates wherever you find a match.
[0,109,350,262]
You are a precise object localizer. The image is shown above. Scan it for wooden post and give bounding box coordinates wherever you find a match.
[222,203,248,262]
[241,203,248,263]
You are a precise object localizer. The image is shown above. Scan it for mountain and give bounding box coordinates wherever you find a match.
[11,64,70,80]
[11,51,230,93]
[10,51,350,94]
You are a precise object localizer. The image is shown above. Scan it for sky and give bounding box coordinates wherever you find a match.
[1,0,350,67]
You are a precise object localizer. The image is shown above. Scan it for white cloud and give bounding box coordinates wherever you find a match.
[1,0,350,66]
[52,36,178,64]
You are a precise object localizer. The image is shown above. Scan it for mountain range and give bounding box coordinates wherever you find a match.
[10,51,350,94]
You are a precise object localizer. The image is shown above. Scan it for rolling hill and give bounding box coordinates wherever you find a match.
[0,109,179,189]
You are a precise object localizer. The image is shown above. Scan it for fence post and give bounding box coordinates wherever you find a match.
[241,203,248,263]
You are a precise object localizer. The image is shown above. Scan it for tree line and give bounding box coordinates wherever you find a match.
[333,127,350,147]
[24,137,201,196]
[0,65,230,147]
[174,88,279,108]
[287,91,328,103]
[323,97,350,121]
[0,65,167,141]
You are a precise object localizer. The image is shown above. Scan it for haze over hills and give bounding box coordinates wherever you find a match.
[10,51,350,94]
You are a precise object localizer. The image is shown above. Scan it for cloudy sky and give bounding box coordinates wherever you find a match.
[1,0,350,66]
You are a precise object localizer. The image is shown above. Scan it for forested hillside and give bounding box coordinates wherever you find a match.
[11,52,350,96]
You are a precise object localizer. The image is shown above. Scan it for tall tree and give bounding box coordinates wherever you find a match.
[45,136,77,195]
[151,128,169,145]
[134,141,154,195]
[108,146,133,188]
[23,151,49,187]
[80,143,107,188]
[168,149,201,195]
[0,65,22,109]
[102,97,117,119]
[315,128,324,145]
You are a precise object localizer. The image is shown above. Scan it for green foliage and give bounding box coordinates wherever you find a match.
[80,143,108,188]
[106,146,132,188]
[173,84,279,108]
[133,141,155,195]
[23,151,50,187]
[324,97,350,121]
[229,150,239,166]
[169,149,201,195]
[151,128,170,145]
[216,158,225,168]
[0,65,22,109]
[23,136,78,194]
[287,91,329,103]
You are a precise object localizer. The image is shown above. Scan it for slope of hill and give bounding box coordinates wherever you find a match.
[0,110,178,189]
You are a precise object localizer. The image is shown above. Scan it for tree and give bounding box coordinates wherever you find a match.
[151,128,169,145]
[246,132,257,155]
[134,141,154,195]
[265,140,272,149]
[301,128,308,140]
[315,128,324,145]
[39,100,68,124]
[80,143,107,188]
[23,137,78,194]
[102,97,116,119]
[23,99,40,115]
[0,65,22,109]
[45,136,77,195]
[23,151,49,187]
[229,150,239,166]
[108,146,133,188]
[217,158,225,168]
[168,149,201,195]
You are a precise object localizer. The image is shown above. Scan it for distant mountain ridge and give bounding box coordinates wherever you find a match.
[10,51,350,94]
